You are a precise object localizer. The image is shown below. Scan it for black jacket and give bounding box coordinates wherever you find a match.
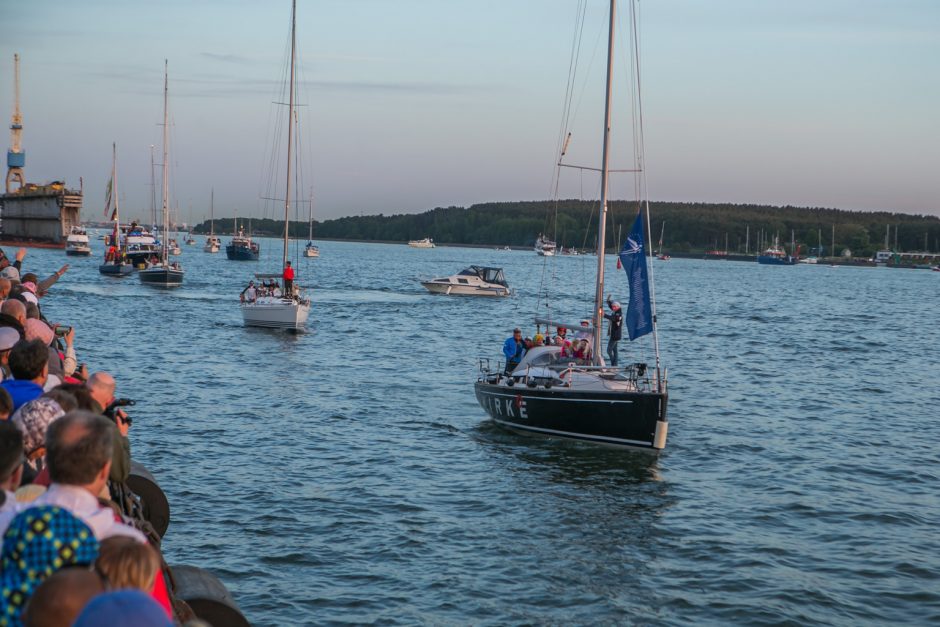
[604,308,623,341]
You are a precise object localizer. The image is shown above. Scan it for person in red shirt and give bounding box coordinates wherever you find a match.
[282,261,295,297]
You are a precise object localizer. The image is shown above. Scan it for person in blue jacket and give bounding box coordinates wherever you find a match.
[502,328,526,374]
[0,339,48,413]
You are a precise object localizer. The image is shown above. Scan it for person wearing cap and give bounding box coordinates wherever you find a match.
[552,326,569,346]
[0,326,18,379]
[604,295,624,366]
[575,319,591,341]
[502,328,526,375]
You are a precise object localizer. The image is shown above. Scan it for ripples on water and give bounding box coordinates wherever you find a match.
[31,240,940,625]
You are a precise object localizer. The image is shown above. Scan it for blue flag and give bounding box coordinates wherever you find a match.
[618,212,653,340]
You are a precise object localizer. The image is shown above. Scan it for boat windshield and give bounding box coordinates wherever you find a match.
[459,266,507,286]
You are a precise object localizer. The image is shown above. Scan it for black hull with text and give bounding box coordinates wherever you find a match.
[474,373,668,451]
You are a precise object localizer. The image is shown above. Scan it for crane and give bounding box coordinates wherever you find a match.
[6,53,25,194]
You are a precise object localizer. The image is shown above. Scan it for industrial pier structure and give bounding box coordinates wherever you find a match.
[1,53,83,248]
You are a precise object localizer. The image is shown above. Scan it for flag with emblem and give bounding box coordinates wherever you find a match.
[618,211,652,340]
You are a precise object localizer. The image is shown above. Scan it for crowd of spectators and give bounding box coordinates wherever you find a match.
[0,247,194,626]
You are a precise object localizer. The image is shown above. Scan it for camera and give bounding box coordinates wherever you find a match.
[54,325,72,337]
[104,398,136,425]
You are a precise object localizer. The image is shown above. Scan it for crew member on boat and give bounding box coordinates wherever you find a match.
[240,281,257,303]
[604,296,623,366]
[282,261,295,297]
[502,328,526,374]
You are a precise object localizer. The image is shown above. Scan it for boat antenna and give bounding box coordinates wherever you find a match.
[591,0,617,366]
[283,0,296,269]
[626,0,663,378]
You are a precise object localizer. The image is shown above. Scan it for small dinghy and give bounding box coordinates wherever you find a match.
[421,266,510,297]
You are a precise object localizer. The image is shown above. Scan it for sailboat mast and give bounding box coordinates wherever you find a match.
[283,0,297,267]
[112,142,119,247]
[149,145,156,228]
[161,60,169,264]
[592,0,617,365]
[210,188,214,236]
[308,187,314,241]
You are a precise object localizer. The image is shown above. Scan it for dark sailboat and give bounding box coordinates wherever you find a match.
[140,61,184,288]
[474,0,669,451]
[98,143,134,276]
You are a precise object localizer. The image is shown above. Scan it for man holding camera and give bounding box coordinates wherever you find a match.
[86,372,131,485]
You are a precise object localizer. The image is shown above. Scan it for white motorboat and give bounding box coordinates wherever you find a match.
[534,233,556,256]
[421,266,511,297]
[240,0,310,331]
[408,237,435,248]
[65,226,91,256]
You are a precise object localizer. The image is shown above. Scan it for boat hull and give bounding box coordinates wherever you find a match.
[226,245,259,260]
[98,263,134,276]
[474,380,667,451]
[139,267,184,287]
[757,255,797,265]
[241,299,310,330]
[421,282,509,297]
[66,248,92,256]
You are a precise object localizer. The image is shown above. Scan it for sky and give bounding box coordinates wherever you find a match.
[1,0,938,225]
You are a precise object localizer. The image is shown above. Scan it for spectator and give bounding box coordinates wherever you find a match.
[96,535,162,591]
[0,328,17,381]
[2,340,50,412]
[22,568,105,627]
[0,387,12,419]
[0,299,26,338]
[0,506,100,626]
[72,590,172,627]
[0,420,24,512]
[0,411,146,544]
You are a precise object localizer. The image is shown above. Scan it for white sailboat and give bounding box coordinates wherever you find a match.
[304,187,319,258]
[240,0,310,330]
[140,60,184,287]
[204,189,221,253]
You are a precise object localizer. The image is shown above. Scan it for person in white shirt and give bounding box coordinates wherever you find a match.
[0,421,24,515]
[0,410,145,548]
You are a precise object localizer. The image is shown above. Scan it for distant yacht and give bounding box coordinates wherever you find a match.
[534,233,556,256]
[65,226,91,256]
[408,237,435,248]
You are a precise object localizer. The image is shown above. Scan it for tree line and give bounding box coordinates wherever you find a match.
[192,200,940,256]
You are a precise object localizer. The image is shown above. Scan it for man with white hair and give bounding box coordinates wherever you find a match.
[604,295,624,367]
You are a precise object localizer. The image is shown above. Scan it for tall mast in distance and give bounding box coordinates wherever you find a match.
[161,60,169,264]
[592,0,617,365]
[283,0,297,267]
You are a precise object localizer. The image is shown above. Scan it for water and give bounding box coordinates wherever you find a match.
[32,239,940,625]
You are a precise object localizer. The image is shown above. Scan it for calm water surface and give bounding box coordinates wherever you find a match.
[31,238,940,625]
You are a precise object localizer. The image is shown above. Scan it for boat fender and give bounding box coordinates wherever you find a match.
[127,461,171,538]
[169,565,249,627]
[526,379,537,388]
[543,381,552,389]
[506,378,514,387]
[653,420,669,450]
